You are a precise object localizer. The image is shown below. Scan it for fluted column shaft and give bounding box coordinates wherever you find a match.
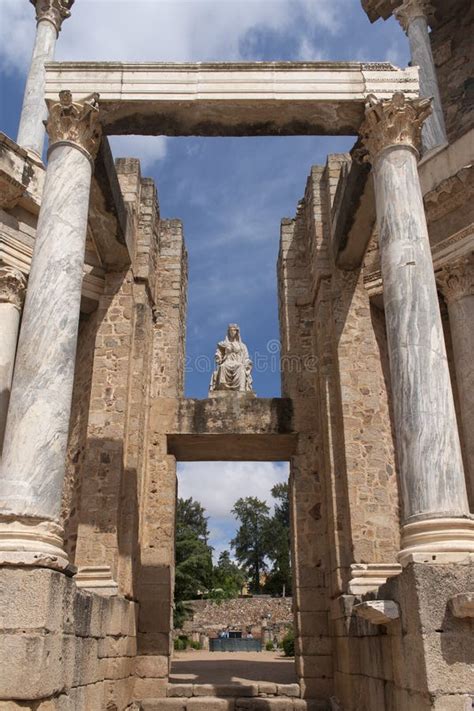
[360,93,474,565]
[0,92,101,571]
[395,0,447,152]
[17,0,74,157]
[438,258,474,510]
[0,267,27,453]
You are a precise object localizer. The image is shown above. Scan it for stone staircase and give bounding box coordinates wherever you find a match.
[137,683,329,710]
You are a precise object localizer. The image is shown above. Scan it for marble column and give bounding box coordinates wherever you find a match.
[394,0,447,153]
[17,0,74,158]
[360,92,474,565]
[0,91,101,571]
[437,257,474,511]
[0,266,27,453]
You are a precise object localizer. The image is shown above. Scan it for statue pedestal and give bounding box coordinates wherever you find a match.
[208,390,257,399]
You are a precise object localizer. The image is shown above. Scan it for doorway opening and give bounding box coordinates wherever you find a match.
[171,460,296,688]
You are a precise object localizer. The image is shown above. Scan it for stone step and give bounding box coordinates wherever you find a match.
[139,698,328,710]
[167,683,300,698]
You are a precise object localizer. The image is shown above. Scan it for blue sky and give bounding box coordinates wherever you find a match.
[0,0,410,561]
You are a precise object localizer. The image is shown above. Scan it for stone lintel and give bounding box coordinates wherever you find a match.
[44,62,419,137]
[167,433,297,461]
[353,600,400,624]
[155,397,301,462]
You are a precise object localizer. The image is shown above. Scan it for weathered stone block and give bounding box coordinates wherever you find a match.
[167,684,194,697]
[0,632,75,700]
[134,677,168,699]
[98,634,137,658]
[276,684,300,697]
[136,654,169,678]
[187,698,235,710]
[141,700,186,711]
[0,568,73,634]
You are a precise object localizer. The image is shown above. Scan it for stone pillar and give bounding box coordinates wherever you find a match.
[0,266,27,452]
[0,91,101,571]
[437,257,474,510]
[394,0,447,153]
[17,0,74,157]
[360,92,474,565]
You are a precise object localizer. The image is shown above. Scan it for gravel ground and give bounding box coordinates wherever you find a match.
[170,650,297,685]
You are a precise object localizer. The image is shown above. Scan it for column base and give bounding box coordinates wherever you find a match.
[0,517,74,573]
[348,563,402,594]
[75,565,119,596]
[398,517,474,566]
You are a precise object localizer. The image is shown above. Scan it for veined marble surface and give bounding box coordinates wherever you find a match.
[0,144,92,521]
[17,20,57,157]
[373,145,469,521]
[407,16,447,152]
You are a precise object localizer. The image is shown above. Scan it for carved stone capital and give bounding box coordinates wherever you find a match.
[437,257,474,305]
[0,266,27,310]
[30,0,74,34]
[359,92,432,164]
[45,91,102,161]
[394,0,435,33]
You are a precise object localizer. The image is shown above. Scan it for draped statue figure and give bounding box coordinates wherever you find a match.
[209,324,254,395]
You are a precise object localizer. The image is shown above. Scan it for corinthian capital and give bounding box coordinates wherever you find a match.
[359,92,431,164]
[394,0,435,33]
[45,91,102,161]
[30,0,75,34]
[0,266,27,310]
[437,257,474,305]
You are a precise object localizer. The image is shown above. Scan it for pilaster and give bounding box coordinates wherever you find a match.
[437,257,474,510]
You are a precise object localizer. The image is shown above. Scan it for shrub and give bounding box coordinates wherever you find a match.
[282,628,294,657]
[190,640,201,650]
[265,641,274,651]
[174,637,187,651]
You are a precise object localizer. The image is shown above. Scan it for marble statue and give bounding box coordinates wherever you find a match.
[209,324,254,394]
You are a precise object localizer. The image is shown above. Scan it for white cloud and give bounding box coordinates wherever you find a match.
[177,460,289,561]
[0,0,348,74]
[109,135,168,170]
[177,461,289,518]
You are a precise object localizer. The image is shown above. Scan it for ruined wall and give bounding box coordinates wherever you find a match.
[134,217,188,699]
[278,184,333,701]
[431,0,474,144]
[182,596,293,638]
[0,568,137,711]
[332,562,474,711]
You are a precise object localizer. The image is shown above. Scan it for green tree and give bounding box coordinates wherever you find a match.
[264,483,292,596]
[212,550,246,598]
[175,498,213,614]
[231,496,272,594]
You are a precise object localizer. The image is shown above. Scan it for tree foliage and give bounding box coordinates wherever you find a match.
[212,549,246,599]
[231,496,272,594]
[264,482,292,596]
[175,497,213,607]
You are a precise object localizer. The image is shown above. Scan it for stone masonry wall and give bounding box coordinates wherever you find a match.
[278,189,333,702]
[431,0,473,144]
[135,217,188,700]
[0,568,137,711]
[182,596,293,636]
